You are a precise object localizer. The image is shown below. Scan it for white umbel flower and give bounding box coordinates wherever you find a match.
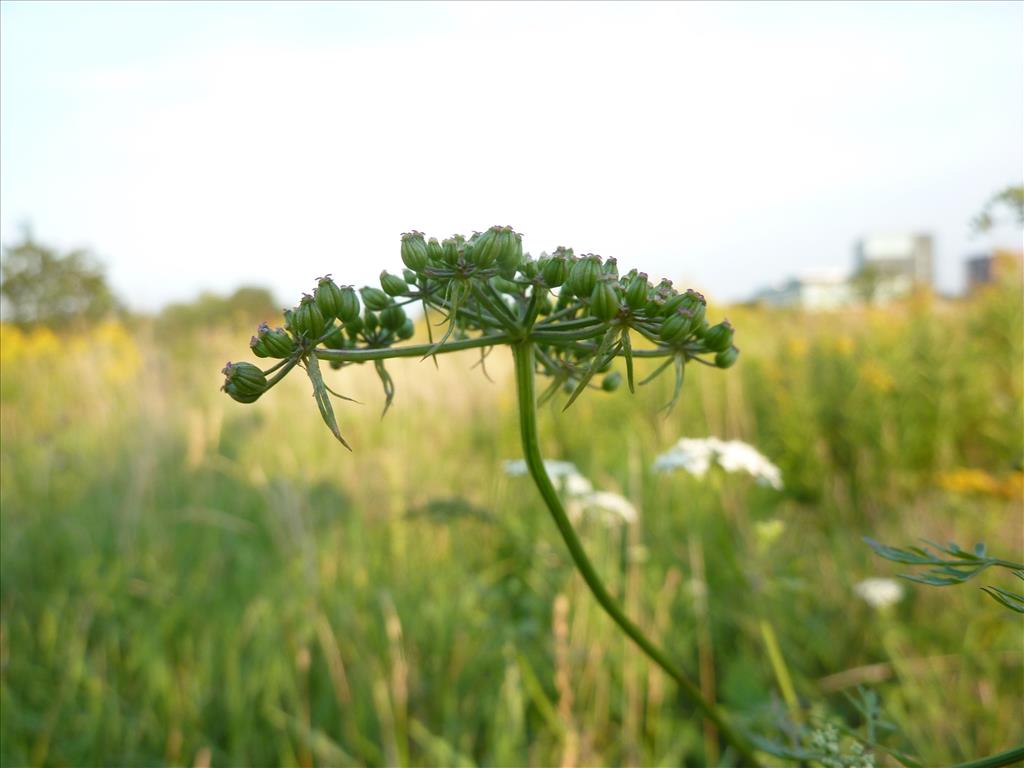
[504,459,594,497]
[654,437,783,490]
[567,490,638,526]
[504,460,635,526]
[854,578,905,609]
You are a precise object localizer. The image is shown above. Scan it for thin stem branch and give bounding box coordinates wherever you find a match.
[511,341,761,767]
[315,334,510,363]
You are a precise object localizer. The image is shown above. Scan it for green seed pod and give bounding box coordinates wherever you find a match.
[250,329,271,358]
[537,293,554,316]
[468,227,500,268]
[329,360,343,370]
[360,286,392,311]
[397,317,415,340]
[323,324,347,349]
[363,310,380,333]
[703,320,734,352]
[401,230,429,271]
[336,285,360,323]
[659,308,695,345]
[715,345,740,368]
[441,237,460,266]
[625,272,649,310]
[678,289,707,326]
[253,323,297,358]
[249,337,269,358]
[315,275,345,319]
[602,257,619,278]
[345,315,364,338]
[541,254,570,287]
[601,371,622,392]
[494,226,523,275]
[568,255,601,297]
[660,293,687,315]
[221,361,268,404]
[380,270,409,297]
[380,304,406,332]
[521,255,538,280]
[291,294,327,339]
[426,237,444,265]
[589,278,620,322]
[402,268,418,285]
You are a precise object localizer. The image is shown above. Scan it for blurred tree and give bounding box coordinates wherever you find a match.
[0,228,122,328]
[155,286,279,334]
[972,185,1024,232]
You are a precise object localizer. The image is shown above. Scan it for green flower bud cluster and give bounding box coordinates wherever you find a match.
[223,225,739,435]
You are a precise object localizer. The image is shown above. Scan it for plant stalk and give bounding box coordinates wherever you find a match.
[511,341,761,766]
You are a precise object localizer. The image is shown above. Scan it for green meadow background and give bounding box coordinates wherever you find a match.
[1,279,1022,767]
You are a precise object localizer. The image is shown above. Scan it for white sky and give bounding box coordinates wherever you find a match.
[1,0,1022,309]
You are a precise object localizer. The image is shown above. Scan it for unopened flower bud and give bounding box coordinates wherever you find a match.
[253,322,296,358]
[541,254,570,287]
[589,278,620,322]
[441,237,461,266]
[703,320,734,352]
[360,286,392,311]
[397,317,415,340]
[495,226,524,276]
[363,310,380,333]
[291,294,327,339]
[426,237,444,264]
[602,257,619,278]
[568,255,601,297]
[380,304,407,332]
[659,308,695,345]
[678,289,707,326]
[250,331,271,358]
[221,361,268,403]
[380,270,409,297]
[625,272,649,310]
[601,371,623,392]
[467,227,498,268]
[402,269,418,285]
[317,275,350,320]
[401,231,429,271]
[336,285,360,323]
[715,345,740,368]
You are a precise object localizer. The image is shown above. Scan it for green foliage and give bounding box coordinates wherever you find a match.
[0,228,121,328]
[866,538,1024,613]
[972,185,1024,232]
[1,275,1021,766]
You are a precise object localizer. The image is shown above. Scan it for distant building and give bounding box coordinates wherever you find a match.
[966,249,1024,293]
[753,271,853,310]
[853,233,934,301]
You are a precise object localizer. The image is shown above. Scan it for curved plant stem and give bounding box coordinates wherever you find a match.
[511,341,761,767]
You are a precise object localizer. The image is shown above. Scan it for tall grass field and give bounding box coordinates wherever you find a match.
[1,283,1021,767]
